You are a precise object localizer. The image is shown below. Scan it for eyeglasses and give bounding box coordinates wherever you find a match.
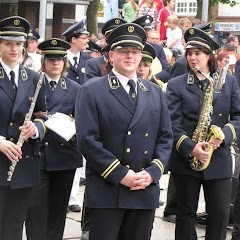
[114,48,142,56]
[78,36,89,40]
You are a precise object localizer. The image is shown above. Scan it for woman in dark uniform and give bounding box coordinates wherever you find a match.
[25,38,82,240]
[166,27,240,240]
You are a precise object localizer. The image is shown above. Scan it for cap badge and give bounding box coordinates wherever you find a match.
[189,29,194,35]
[115,19,120,24]
[128,26,134,33]
[28,32,33,37]
[145,19,150,24]
[14,19,20,26]
[51,39,57,45]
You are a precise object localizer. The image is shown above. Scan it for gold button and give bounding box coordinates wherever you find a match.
[9,122,13,127]
[60,143,64,146]
[128,131,132,136]
[219,113,222,116]
[26,155,29,158]
[76,76,79,79]
[126,148,131,153]
[45,142,48,146]
[145,133,148,137]
[9,138,13,142]
[39,152,41,156]
[144,150,148,155]
[126,164,130,168]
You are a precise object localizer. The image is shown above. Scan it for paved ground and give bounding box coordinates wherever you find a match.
[23,174,233,240]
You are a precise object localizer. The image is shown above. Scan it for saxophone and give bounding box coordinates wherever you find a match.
[190,67,225,171]
[7,72,45,181]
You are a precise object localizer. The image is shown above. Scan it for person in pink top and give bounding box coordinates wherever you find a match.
[156,0,175,42]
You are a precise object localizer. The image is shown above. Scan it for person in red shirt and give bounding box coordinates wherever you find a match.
[156,0,175,42]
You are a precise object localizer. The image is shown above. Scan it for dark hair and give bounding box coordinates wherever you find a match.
[186,48,217,74]
[163,0,171,7]
[66,33,82,43]
[101,60,113,76]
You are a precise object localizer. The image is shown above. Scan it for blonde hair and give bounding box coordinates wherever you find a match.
[179,18,191,27]
[166,15,179,25]
[140,59,153,80]
[129,0,138,12]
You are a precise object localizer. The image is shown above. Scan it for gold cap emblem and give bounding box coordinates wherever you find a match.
[128,26,134,33]
[189,28,194,35]
[115,19,120,25]
[51,39,57,45]
[13,19,20,26]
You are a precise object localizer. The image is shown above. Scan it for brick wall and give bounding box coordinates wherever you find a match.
[52,4,75,38]
[18,1,40,29]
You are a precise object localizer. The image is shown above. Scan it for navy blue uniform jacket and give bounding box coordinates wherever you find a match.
[0,65,46,189]
[84,55,108,82]
[75,72,173,209]
[41,77,82,171]
[167,72,240,180]
[67,51,91,85]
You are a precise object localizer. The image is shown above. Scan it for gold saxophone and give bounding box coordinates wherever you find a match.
[7,72,45,181]
[190,67,225,171]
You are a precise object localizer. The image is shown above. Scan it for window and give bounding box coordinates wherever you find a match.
[175,0,197,16]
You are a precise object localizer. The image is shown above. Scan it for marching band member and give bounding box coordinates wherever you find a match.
[25,38,82,240]
[166,27,240,240]
[0,16,46,240]
[75,22,173,240]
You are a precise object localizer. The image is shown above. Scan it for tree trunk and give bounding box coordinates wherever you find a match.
[86,0,99,34]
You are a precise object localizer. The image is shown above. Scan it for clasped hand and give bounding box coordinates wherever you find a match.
[0,121,37,162]
[120,169,154,191]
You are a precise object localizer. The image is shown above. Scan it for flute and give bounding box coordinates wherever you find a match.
[7,72,45,181]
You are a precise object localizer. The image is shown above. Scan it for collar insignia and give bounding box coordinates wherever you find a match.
[21,69,28,81]
[187,72,194,84]
[137,78,147,91]
[60,78,67,89]
[108,75,120,89]
[0,67,4,79]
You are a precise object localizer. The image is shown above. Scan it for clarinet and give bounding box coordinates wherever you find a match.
[7,72,45,182]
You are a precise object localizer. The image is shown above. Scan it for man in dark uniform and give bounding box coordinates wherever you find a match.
[25,38,83,240]
[62,19,91,212]
[0,16,46,240]
[84,18,127,82]
[133,15,171,83]
[75,22,173,240]
[62,20,91,85]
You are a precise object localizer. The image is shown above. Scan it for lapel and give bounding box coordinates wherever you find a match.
[108,72,135,114]
[186,73,201,98]
[76,52,86,74]
[0,65,16,101]
[12,66,31,115]
[129,79,149,129]
[47,77,68,110]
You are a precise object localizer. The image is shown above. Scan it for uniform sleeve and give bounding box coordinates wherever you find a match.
[169,57,187,78]
[167,80,195,159]
[154,45,170,82]
[75,85,128,185]
[33,73,47,141]
[221,76,240,147]
[84,58,101,83]
[145,90,173,182]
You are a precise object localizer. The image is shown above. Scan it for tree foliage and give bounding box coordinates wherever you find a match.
[86,0,99,34]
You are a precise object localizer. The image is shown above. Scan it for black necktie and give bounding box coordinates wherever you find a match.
[199,79,207,91]
[49,80,57,92]
[10,71,17,91]
[73,57,78,68]
[128,79,137,106]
